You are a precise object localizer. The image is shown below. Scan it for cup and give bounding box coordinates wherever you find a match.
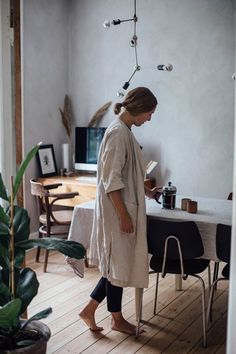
[187,200,198,213]
[181,198,192,211]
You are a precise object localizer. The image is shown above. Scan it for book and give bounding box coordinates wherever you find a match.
[146,160,158,175]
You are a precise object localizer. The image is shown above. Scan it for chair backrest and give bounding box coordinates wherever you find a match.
[147,218,204,260]
[30,178,50,217]
[216,224,231,263]
[227,192,233,200]
[30,178,48,197]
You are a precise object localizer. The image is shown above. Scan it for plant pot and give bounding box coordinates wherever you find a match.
[1,320,51,354]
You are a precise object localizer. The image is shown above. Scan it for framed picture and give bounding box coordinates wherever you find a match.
[36,144,58,177]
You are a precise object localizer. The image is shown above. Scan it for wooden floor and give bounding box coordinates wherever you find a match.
[27,249,228,354]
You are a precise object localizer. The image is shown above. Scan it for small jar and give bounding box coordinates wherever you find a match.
[187,200,198,213]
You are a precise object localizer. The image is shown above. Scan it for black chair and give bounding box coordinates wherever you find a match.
[227,192,233,201]
[207,224,231,324]
[136,218,210,347]
[212,194,232,285]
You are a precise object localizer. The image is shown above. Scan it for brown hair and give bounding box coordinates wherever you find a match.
[114,87,157,116]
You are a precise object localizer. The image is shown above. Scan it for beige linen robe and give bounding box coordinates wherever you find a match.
[89,118,149,288]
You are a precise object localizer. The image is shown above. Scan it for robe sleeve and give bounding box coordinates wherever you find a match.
[101,128,127,194]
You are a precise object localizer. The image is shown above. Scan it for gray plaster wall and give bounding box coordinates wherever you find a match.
[21,0,70,229]
[21,0,235,231]
[69,0,235,198]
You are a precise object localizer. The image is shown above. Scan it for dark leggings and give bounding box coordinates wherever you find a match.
[90,277,123,312]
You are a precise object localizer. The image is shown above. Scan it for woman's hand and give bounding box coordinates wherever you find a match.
[108,190,135,234]
[119,211,134,234]
[145,185,163,199]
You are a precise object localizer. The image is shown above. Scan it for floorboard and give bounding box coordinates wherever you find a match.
[27,249,228,354]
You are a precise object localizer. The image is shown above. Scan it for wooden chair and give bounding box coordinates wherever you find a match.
[30,178,79,272]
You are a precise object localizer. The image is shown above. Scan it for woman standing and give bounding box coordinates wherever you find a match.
[80,87,160,334]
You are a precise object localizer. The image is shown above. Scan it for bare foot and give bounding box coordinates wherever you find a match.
[79,308,104,332]
[111,317,136,335]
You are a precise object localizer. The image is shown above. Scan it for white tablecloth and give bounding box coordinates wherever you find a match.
[66,196,232,277]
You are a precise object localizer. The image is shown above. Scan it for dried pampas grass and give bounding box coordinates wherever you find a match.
[88,101,112,127]
[59,95,72,138]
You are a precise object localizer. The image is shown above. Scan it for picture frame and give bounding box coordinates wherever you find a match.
[36,144,58,177]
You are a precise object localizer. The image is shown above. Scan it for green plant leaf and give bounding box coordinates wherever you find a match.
[0,281,11,306]
[0,225,9,246]
[0,220,9,238]
[0,243,9,271]
[0,298,21,331]
[16,268,39,315]
[0,205,9,225]
[13,142,42,201]
[13,207,30,243]
[0,173,8,202]
[21,307,52,329]
[0,266,10,295]
[16,238,86,260]
[14,250,25,268]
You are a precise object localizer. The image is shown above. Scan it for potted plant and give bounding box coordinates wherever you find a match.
[0,143,86,353]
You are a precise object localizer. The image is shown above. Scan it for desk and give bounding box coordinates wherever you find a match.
[66,195,232,276]
[39,176,154,207]
[39,176,97,207]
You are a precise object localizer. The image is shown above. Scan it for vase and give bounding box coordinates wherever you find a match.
[1,320,51,354]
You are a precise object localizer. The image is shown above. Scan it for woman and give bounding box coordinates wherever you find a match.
[79,87,160,335]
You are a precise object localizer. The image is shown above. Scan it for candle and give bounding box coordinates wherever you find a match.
[62,143,70,172]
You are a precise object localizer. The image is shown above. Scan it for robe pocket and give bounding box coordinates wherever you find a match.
[124,201,138,236]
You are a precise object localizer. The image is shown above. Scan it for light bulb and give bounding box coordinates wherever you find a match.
[117,89,125,98]
[103,20,111,28]
[130,35,138,47]
[130,39,135,47]
[157,64,173,71]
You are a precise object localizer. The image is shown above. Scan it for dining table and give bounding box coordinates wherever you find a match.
[67,195,232,273]
[66,195,232,318]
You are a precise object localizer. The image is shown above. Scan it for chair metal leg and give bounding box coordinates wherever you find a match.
[200,277,207,348]
[135,288,143,338]
[207,277,227,325]
[207,263,211,296]
[213,262,219,290]
[192,275,207,348]
[206,262,219,323]
[153,272,159,315]
[84,251,89,268]
[207,278,216,325]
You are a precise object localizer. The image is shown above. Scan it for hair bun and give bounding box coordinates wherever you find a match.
[114,102,123,115]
